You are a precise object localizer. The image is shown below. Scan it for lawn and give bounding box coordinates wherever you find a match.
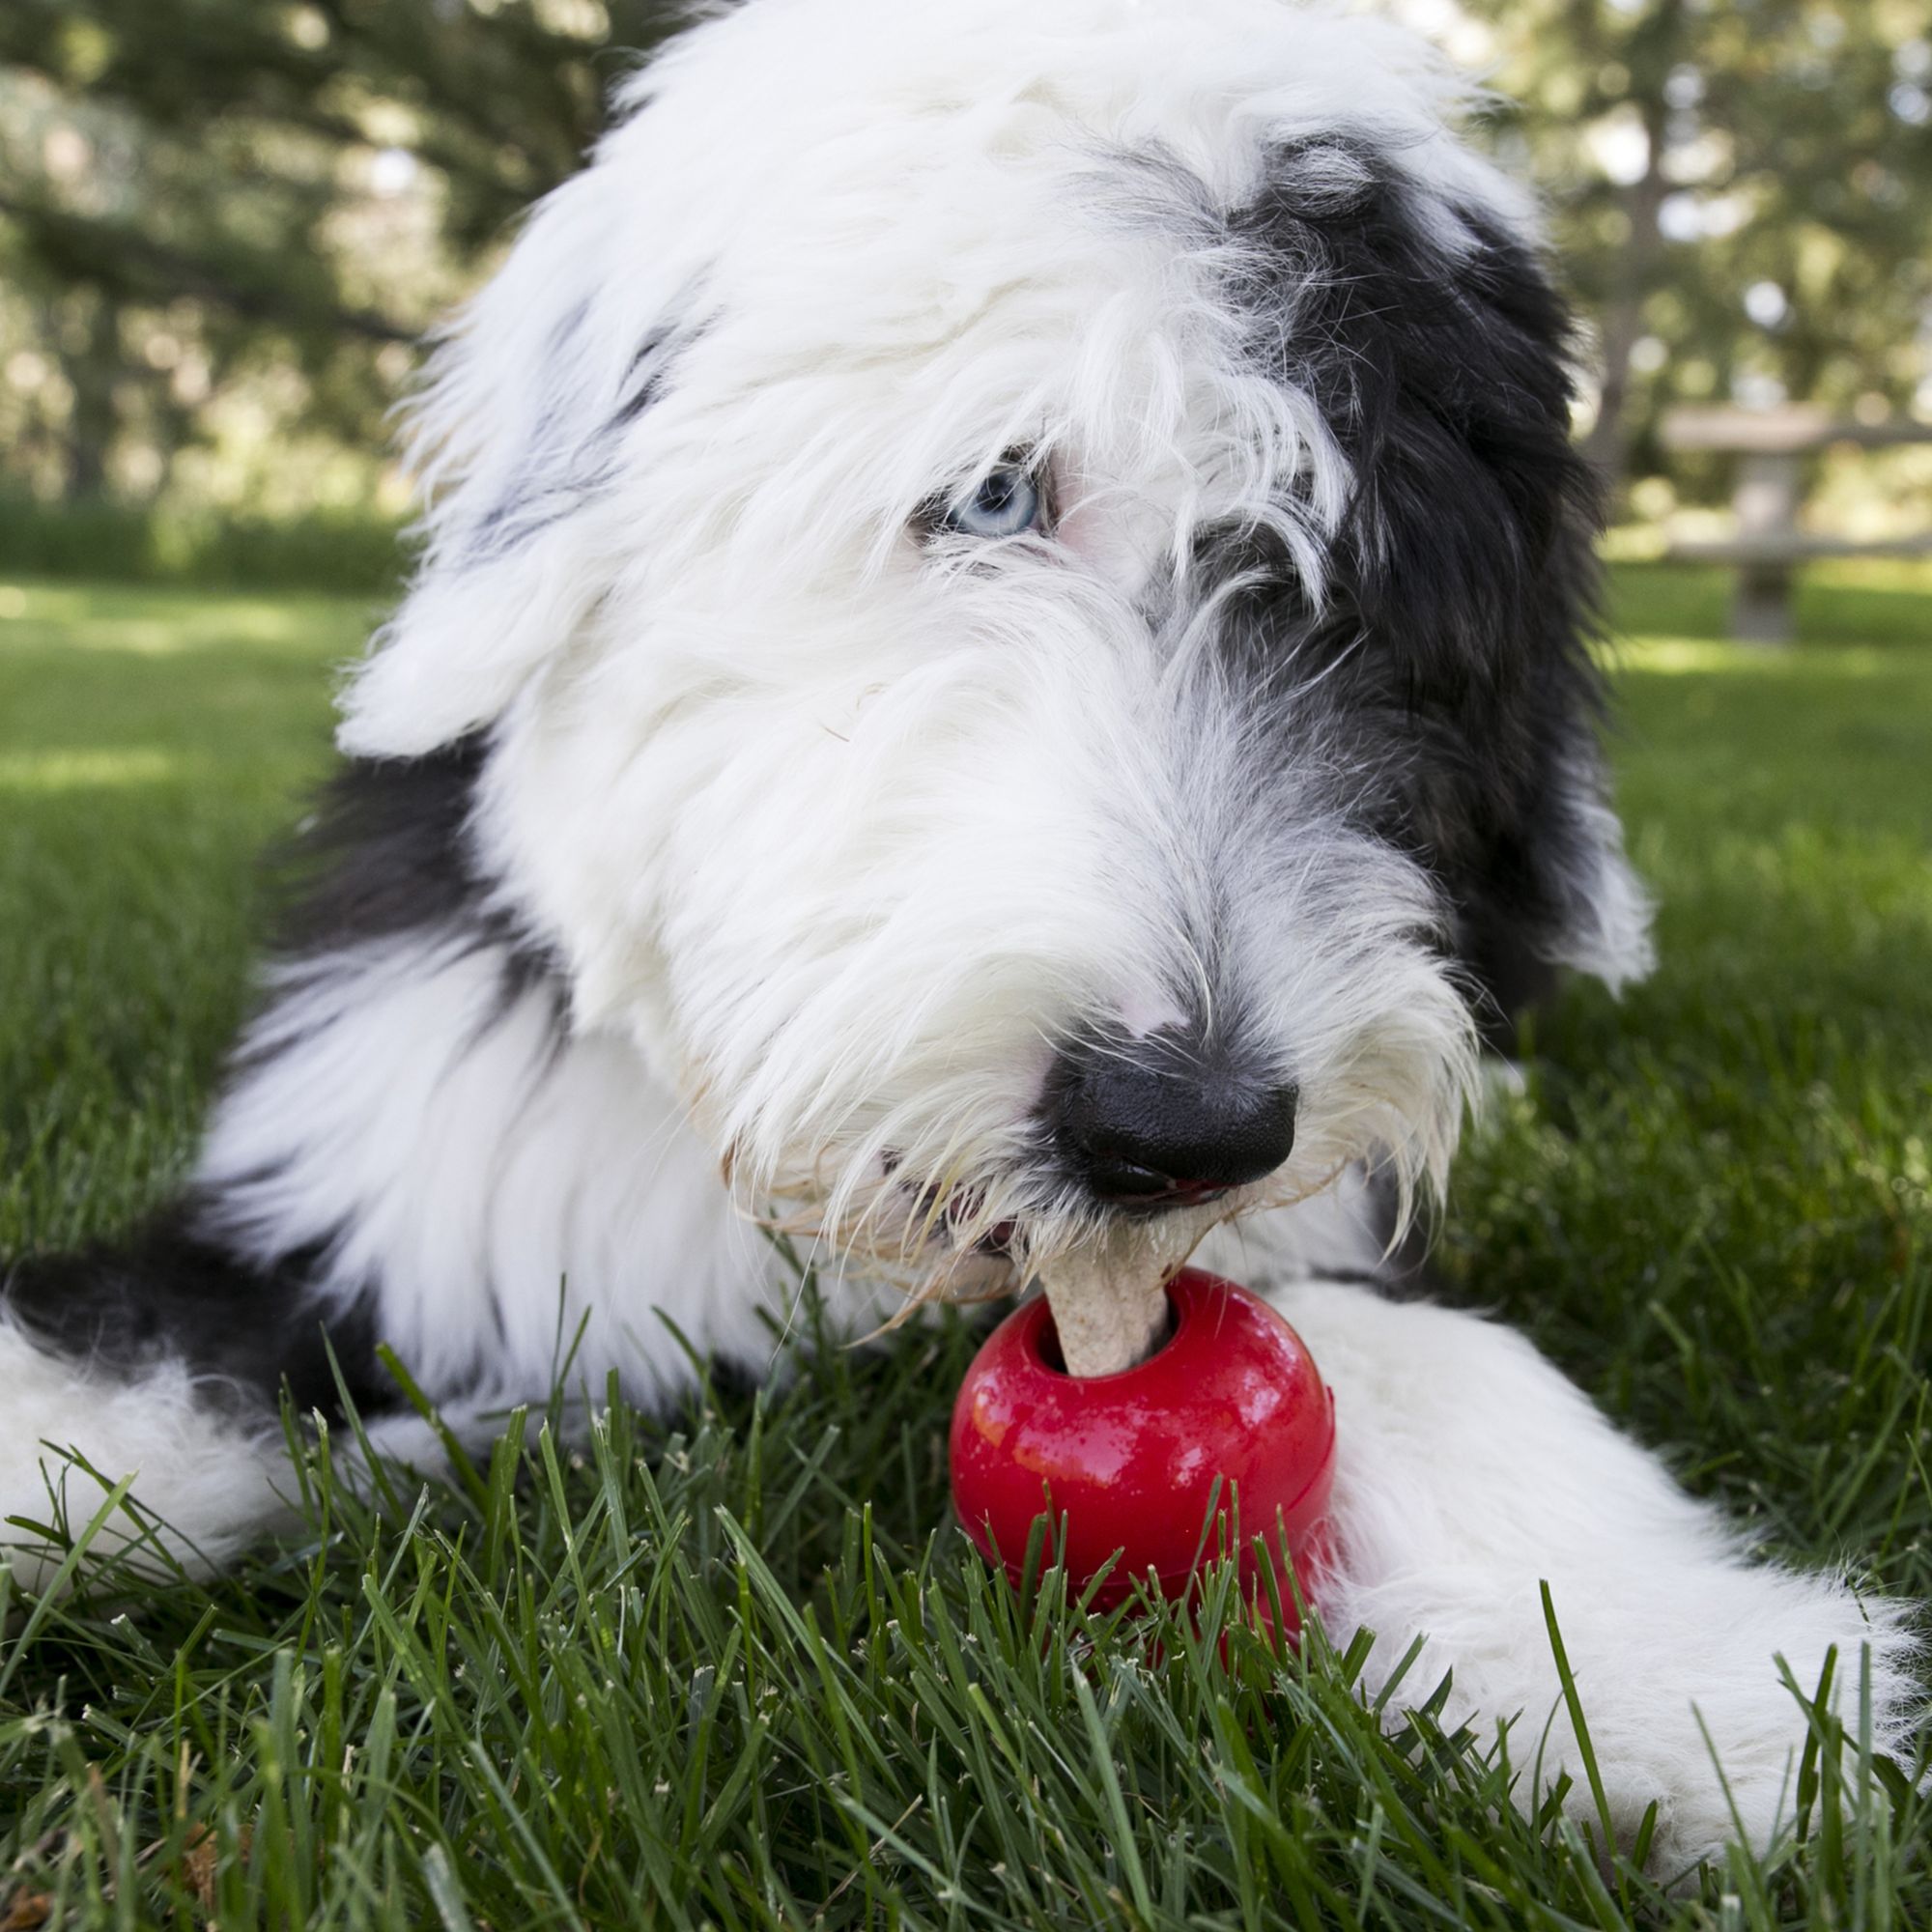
[1,566,1928,1928]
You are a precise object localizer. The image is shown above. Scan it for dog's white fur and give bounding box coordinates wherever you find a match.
[1272,1277,1917,1876]
[2,0,1917,1878]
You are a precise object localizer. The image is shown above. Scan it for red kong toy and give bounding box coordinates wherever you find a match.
[949,1267,1335,1628]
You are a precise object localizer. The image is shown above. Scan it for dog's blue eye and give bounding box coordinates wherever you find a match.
[944,466,1042,539]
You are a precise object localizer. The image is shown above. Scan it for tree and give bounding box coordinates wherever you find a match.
[1454,0,1932,494]
[0,0,683,503]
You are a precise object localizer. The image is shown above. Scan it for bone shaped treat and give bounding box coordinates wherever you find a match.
[1038,1218,1198,1376]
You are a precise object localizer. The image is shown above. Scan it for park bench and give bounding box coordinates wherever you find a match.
[1659,404,1932,644]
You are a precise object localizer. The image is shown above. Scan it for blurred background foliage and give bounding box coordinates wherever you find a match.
[0,0,1928,589]
[1444,0,1932,540]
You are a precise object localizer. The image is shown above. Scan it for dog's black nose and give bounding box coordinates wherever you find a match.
[1045,1031,1296,1208]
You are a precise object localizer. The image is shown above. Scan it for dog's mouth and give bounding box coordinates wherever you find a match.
[1081,1171,1236,1213]
[870,1151,1019,1256]
[820,1138,1312,1335]
[881,1151,1230,1264]
[917,1179,1016,1256]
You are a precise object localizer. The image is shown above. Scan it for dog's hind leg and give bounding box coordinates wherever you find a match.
[0,1217,395,1593]
[1270,1277,1921,1876]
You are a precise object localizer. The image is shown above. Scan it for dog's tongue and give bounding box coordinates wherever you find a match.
[1040,1219,1196,1377]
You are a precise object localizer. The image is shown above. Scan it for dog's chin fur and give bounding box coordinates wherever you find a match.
[0,0,1916,1878]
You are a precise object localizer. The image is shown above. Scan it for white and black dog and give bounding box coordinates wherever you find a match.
[2,0,1917,1872]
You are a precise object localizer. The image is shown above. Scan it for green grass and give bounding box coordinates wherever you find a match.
[1,566,1928,1928]
[0,497,407,597]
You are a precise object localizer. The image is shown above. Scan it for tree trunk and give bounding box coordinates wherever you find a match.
[1578,0,1686,502]
[58,295,121,502]
[1579,160,1667,495]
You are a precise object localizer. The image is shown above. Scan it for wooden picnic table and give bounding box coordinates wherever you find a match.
[1658,405,1932,643]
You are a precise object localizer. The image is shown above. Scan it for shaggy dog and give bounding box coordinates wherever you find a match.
[2,0,1917,1873]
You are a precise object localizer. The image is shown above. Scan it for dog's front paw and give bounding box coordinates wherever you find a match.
[1280,1281,1923,1877]
[1334,1544,1918,1877]
[1536,1563,1919,1876]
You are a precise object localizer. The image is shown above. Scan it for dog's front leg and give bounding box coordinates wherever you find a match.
[1268,1278,1919,1875]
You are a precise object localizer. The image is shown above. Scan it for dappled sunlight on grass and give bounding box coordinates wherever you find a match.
[0,576,381,657]
[1805,556,1932,595]
[0,747,183,793]
[1609,636,1894,676]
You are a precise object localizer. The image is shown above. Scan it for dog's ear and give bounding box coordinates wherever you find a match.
[1373,202,1656,1023]
[1441,645,1659,1037]
[338,165,681,760]
[1239,140,1654,1026]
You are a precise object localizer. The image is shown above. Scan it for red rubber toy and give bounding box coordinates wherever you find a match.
[949,1266,1335,1627]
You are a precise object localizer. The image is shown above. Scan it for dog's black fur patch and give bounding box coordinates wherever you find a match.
[275,736,497,952]
[2,1217,391,1422]
[270,735,558,1009]
[1218,137,1611,1038]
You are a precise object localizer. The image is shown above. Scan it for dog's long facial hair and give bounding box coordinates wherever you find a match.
[3,0,1651,1495]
